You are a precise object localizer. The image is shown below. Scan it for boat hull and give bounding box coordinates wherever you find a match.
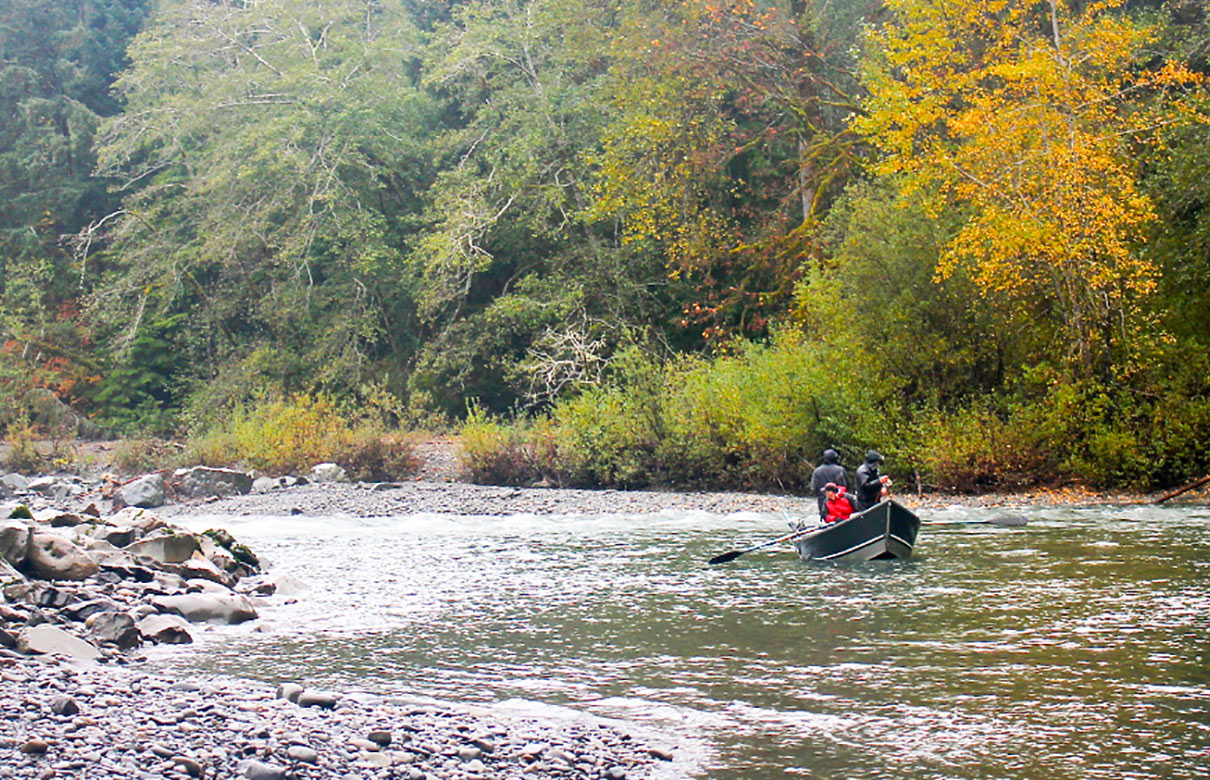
[794,500,921,562]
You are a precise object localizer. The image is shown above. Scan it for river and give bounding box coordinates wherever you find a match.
[162,502,1210,779]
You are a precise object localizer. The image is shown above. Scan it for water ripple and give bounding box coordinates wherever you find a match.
[162,504,1210,779]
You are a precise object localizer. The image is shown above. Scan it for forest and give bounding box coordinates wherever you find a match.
[1,0,1208,492]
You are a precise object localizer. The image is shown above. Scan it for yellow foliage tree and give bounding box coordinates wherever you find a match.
[857,0,1202,379]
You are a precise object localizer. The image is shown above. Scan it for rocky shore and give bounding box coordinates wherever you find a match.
[0,468,678,780]
[1,658,671,780]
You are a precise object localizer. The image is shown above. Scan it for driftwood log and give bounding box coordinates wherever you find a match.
[1154,474,1210,504]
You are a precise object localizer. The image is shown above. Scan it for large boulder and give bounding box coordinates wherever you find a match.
[26,476,84,500]
[34,509,88,528]
[88,523,139,548]
[252,475,307,493]
[308,462,349,483]
[13,582,75,609]
[187,578,234,594]
[172,555,234,587]
[120,474,167,508]
[0,473,30,493]
[151,570,188,593]
[234,574,279,596]
[0,519,31,567]
[26,532,99,581]
[137,613,193,644]
[86,612,141,649]
[173,466,253,499]
[197,534,232,566]
[108,507,166,534]
[201,528,259,570]
[87,546,138,570]
[62,598,117,622]
[123,532,199,565]
[151,592,258,624]
[97,560,156,583]
[16,625,102,660]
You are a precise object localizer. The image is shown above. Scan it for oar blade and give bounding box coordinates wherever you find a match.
[708,550,745,565]
[923,515,1028,527]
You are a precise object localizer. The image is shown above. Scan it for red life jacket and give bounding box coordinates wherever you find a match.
[825,486,855,523]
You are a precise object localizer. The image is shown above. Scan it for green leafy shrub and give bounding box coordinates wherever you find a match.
[905,372,1210,492]
[537,348,666,488]
[458,404,539,486]
[660,333,880,490]
[456,334,1210,494]
[464,334,894,492]
[544,386,658,487]
[1,425,44,474]
[905,403,1045,492]
[1139,393,1210,488]
[111,439,187,476]
[334,430,422,483]
[187,394,417,479]
[1019,379,1210,489]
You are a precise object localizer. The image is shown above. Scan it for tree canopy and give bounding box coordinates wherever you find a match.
[1,0,1208,488]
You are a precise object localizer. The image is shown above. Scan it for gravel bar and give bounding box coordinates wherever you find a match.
[152,481,822,521]
[0,655,675,779]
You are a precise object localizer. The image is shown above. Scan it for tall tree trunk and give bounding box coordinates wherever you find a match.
[799,137,816,226]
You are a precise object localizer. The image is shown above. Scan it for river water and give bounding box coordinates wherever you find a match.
[162,503,1210,779]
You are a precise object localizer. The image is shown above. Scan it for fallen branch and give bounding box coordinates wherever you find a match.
[1154,474,1210,505]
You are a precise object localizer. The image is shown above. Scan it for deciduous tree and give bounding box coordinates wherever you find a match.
[411,0,675,416]
[588,0,875,343]
[86,0,434,422]
[857,0,1203,380]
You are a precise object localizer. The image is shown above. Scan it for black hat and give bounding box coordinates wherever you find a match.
[824,482,839,492]
[865,450,883,463]
[822,449,839,463]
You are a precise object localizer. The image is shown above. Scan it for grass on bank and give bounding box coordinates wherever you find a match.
[461,336,885,491]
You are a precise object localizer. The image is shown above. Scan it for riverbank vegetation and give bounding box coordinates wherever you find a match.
[2,1,1209,492]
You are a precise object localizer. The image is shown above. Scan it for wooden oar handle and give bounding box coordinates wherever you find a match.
[707,522,825,564]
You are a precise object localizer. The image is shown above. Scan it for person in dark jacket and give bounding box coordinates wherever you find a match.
[810,448,848,520]
[853,450,892,510]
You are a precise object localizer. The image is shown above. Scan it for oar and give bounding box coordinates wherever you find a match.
[922,515,1027,527]
[708,523,824,565]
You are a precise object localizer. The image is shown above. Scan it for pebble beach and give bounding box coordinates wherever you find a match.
[1,657,671,780]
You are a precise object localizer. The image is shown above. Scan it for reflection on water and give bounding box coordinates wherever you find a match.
[165,505,1210,779]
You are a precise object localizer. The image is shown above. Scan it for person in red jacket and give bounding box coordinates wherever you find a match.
[823,482,855,523]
